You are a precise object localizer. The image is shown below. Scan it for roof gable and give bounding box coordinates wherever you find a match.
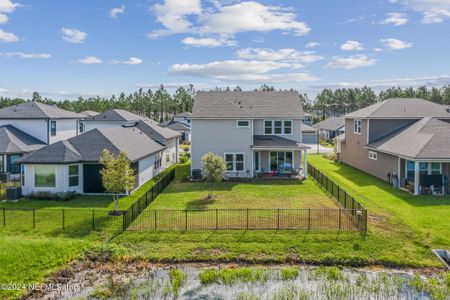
[192,91,304,119]
[313,117,345,131]
[0,125,46,153]
[87,109,149,122]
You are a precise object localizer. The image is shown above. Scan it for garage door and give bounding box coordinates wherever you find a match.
[303,133,317,144]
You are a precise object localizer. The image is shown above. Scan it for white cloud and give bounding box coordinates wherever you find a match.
[0,29,18,42]
[149,0,201,38]
[182,36,236,47]
[134,82,206,89]
[380,12,409,26]
[149,0,310,40]
[305,42,320,48]
[112,56,143,65]
[77,56,102,64]
[0,0,19,13]
[0,13,8,24]
[326,55,376,70]
[236,48,323,63]
[399,0,450,23]
[340,40,364,51]
[110,5,125,18]
[61,28,88,44]
[1,52,51,59]
[379,38,413,49]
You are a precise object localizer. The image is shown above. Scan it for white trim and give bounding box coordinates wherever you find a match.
[366,119,370,143]
[267,151,294,171]
[236,120,250,128]
[224,152,245,172]
[368,151,378,160]
[263,119,293,135]
[353,118,361,134]
[253,151,261,172]
[68,164,80,187]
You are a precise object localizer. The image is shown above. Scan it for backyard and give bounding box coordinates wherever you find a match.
[0,160,449,299]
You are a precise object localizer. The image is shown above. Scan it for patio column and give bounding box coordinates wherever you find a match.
[414,161,420,195]
[303,149,308,178]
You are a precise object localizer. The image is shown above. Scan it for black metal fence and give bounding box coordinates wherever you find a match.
[308,163,367,237]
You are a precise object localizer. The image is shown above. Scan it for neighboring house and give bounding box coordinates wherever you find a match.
[79,110,99,118]
[338,98,450,195]
[18,125,173,195]
[160,112,191,142]
[82,108,181,172]
[301,123,318,144]
[313,117,345,140]
[302,112,313,126]
[80,109,150,133]
[0,102,83,176]
[191,91,309,178]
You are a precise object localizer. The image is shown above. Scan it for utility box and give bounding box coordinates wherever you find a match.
[192,169,202,180]
[6,187,21,200]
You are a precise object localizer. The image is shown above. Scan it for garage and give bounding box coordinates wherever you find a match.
[302,124,317,144]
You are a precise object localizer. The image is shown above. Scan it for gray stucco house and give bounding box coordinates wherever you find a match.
[337,98,450,195]
[191,91,310,178]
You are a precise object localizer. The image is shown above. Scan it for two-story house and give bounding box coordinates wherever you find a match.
[337,98,450,195]
[0,102,83,176]
[191,91,309,178]
[160,112,191,142]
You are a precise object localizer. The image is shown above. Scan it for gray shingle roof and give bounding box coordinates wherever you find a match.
[301,123,317,133]
[252,135,308,149]
[0,102,83,119]
[166,122,190,131]
[174,112,192,118]
[366,118,450,159]
[313,117,345,131]
[18,126,166,164]
[136,120,181,141]
[79,110,99,117]
[192,91,304,118]
[86,109,150,122]
[0,125,46,154]
[345,98,450,119]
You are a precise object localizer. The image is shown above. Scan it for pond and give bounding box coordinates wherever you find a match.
[37,265,449,300]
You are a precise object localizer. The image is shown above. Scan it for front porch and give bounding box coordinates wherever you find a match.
[252,135,310,179]
[398,158,449,195]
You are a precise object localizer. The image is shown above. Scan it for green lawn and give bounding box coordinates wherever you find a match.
[308,154,450,250]
[147,179,338,210]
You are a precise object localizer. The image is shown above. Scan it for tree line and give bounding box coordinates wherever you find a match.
[1,84,449,122]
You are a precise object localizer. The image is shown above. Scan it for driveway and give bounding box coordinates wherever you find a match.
[304,143,334,154]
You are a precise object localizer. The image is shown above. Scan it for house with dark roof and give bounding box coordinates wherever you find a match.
[18,124,172,195]
[313,116,345,140]
[337,98,450,195]
[81,109,181,172]
[0,102,84,176]
[159,112,191,142]
[191,91,310,178]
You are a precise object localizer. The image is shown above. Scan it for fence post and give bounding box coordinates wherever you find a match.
[151,186,154,200]
[154,210,157,230]
[122,213,126,231]
[215,209,218,230]
[338,209,341,232]
[337,185,340,202]
[185,209,188,231]
[145,192,148,206]
[62,209,65,230]
[308,208,311,230]
[33,209,35,229]
[2,208,5,227]
[344,192,347,208]
[92,210,95,230]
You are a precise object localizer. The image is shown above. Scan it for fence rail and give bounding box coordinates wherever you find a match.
[308,163,367,237]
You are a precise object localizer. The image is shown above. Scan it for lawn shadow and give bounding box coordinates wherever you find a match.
[185,197,217,209]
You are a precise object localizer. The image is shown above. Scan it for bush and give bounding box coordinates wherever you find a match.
[323,152,337,162]
[27,191,77,201]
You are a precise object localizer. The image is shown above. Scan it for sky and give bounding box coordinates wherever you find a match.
[0,0,450,99]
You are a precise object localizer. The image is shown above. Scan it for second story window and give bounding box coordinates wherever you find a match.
[264,120,293,135]
[50,120,56,136]
[354,119,361,134]
[79,122,85,134]
[236,120,250,128]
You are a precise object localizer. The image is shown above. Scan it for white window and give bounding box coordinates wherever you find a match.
[79,122,85,134]
[224,153,245,171]
[264,120,293,135]
[68,165,79,187]
[368,151,377,160]
[236,120,250,128]
[154,152,162,169]
[50,120,56,137]
[34,165,56,188]
[354,119,361,134]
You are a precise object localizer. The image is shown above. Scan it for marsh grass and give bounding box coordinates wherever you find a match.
[163,269,186,297]
[279,267,299,281]
[199,268,270,285]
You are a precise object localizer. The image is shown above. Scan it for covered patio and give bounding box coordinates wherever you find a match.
[398,158,449,195]
[252,135,310,178]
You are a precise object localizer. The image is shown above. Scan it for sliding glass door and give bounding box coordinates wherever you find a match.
[269,152,293,171]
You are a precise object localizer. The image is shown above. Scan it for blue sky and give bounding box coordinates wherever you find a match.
[0,0,449,99]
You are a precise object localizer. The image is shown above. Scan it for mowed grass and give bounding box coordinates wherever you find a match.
[147,179,338,210]
[308,155,450,250]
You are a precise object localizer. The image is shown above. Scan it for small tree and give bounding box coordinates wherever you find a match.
[201,152,227,199]
[99,149,135,213]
